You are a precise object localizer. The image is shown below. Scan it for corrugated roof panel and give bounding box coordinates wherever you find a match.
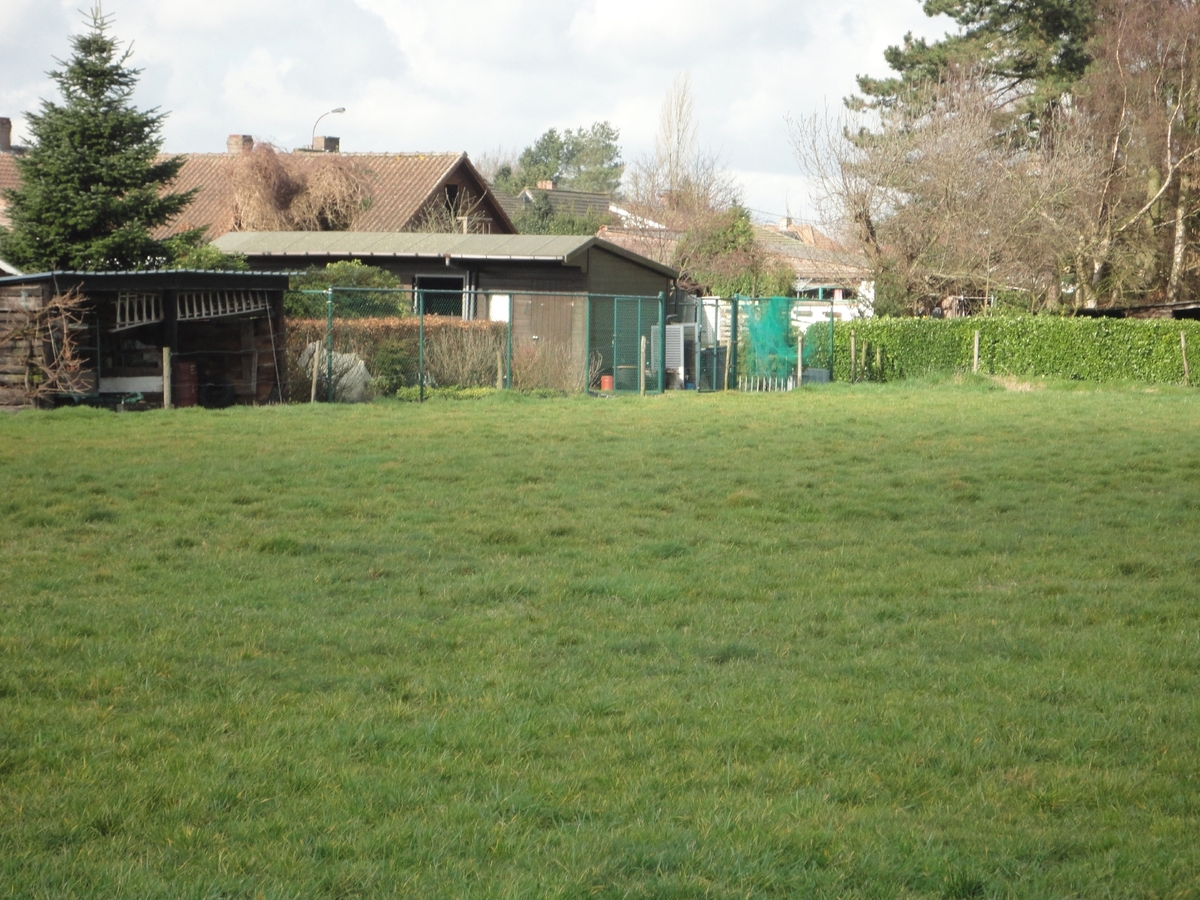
[211,231,679,278]
[213,231,596,259]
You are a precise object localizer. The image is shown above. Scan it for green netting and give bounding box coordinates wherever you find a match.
[727,295,839,389]
[738,296,798,378]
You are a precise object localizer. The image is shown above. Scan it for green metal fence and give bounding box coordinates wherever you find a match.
[285,287,668,402]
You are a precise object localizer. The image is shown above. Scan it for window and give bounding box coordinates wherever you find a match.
[415,275,467,318]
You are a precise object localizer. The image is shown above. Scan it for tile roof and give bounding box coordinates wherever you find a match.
[599,224,869,289]
[0,154,20,192]
[0,149,516,239]
[752,225,870,286]
[596,226,682,268]
[159,152,238,238]
[0,154,19,229]
[496,187,613,221]
[162,150,516,239]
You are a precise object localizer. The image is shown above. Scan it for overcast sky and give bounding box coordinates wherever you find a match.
[1,0,952,221]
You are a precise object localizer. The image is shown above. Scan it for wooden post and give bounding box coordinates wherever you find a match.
[849,330,856,382]
[250,349,259,404]
[723,327,732,390]
[875,345,882,381]
[797,332,803,389]
[639,335,647,396]
[1182,330,1191,386]
[309,344,320,402]
[496,348,504,390]
[164,348,175,410]
[973,329,980,374]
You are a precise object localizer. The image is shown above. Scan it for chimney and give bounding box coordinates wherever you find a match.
[536,179,556,191]
[312,136,340,153]
[227,134,254,154]
[0,119,12,153]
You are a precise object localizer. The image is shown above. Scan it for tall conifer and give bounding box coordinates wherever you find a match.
[0,6,196,271]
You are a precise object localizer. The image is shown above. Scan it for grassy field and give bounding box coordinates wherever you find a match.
[1,380,1198,899]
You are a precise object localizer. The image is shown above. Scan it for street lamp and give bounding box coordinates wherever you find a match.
[310,107,346,150]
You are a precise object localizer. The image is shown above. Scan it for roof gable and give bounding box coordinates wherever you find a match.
[166,150,516,239]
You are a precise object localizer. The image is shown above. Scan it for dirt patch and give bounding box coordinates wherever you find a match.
[992,375,1044,392]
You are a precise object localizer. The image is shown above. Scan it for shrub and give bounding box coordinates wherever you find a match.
[284,317,508,400]
[511,341,588,393]
[285,262,405,318]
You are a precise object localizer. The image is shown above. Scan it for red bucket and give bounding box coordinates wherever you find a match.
[599,375,615,392]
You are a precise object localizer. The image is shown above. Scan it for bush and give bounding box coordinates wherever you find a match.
[826,317,1200,385]
[285,262,406,318]
[285,317,507,400]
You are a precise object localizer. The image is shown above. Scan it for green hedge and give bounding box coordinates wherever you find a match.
[826,317,1200,384]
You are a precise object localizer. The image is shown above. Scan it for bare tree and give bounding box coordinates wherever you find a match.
[405,186,491,234]
[793,72,1104,313]
[620,74,766,291]
[1076,0,1200,307]
[472,146,519,185]
[626,74,740,228]
[796,1,1200,314]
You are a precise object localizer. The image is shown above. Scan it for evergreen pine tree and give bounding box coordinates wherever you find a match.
[854,0,1096,119]
[0,6,197,271]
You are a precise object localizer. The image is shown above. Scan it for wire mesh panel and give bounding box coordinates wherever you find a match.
[285,287,607,401]
[508,292,590,392]
[696,297,730,391]
[590,295,663,393]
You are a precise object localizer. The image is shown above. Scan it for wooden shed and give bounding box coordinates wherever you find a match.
[0,269,290,410]
[212,232,679,366]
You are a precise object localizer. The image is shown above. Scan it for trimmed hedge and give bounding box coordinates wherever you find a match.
[827,317,1200,384]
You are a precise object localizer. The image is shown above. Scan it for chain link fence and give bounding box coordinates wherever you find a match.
[284,288,670,402]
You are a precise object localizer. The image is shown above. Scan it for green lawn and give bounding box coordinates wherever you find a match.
[2,382,1198,899]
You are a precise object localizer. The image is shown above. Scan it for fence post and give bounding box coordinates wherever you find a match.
[713,301,721,391]
[584,294,591,393]
[658,292,666,393]
[505,303,512,390]
[797,331,803,389]
[309,344,320,402]
[729,296,739,389]
[418,289,425,403]
[1183,330,1191,386]
[850,330,856,383]
[325,288,334,403]
[819,288,833,381]
[163,348,172,412]
[639,335,647,396]
[973,329,980,374]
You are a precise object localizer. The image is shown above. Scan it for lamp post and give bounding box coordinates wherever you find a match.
[310,107,345,150]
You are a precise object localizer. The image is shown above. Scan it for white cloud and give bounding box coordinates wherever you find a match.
[3,0,952,213]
